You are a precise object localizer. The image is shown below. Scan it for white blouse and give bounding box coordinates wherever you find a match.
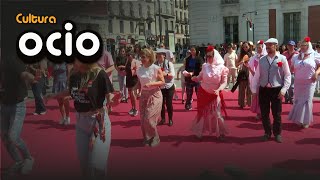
[137,64,160,90]
[197,63,229,94]
[293,52,320,82]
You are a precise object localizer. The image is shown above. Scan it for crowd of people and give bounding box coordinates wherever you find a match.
[1,37,320,179]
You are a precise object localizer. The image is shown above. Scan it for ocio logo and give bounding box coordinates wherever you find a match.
[16,20,103,64]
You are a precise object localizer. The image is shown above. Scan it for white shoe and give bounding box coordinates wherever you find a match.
[39,111,46,115]
[132,109,139,116]
[59,117,65,125]
[21,157,34,174]
[64,117,70,125]
[128,109,134,115]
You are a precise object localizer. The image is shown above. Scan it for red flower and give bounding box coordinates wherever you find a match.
[206,46,214,53]
[304,36,311,42]
[258,40,264,44]
[161,68,164,71]
[277,61,283,67]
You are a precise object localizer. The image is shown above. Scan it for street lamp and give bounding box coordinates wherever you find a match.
[242,11,258,42]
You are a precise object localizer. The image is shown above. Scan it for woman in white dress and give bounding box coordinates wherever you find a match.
[288,37,320,128]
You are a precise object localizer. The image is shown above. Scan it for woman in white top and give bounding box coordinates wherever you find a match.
[191,46,229,141]
[288,37,320,128]
[246,40,267,120]
[137,49,165,147]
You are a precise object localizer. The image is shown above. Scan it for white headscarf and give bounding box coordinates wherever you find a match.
[300,41,314,59]
[306,41,314,54]
[212,49,225,65]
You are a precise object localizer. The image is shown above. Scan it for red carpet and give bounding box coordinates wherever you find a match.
[1,89,320,179]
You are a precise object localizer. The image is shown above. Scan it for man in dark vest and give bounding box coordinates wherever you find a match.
[251,38,291,143]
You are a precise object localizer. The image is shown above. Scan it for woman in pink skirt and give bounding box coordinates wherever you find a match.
[190,46,229,141]
[246,40,267,120]
[137,49,165,147]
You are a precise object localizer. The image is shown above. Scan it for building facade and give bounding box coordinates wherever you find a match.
[189,0,320,45]
[175,0,190,45]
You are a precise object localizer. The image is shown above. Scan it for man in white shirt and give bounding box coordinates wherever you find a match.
[251,38,291,143]
[224,44,238,88]
[158,43,175,63]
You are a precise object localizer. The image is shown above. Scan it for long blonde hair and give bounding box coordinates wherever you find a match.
[79,62,102,89]
[140,48,156,65]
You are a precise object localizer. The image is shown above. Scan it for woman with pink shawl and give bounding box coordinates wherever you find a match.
[245,40,267,120]
[190,46,229,141]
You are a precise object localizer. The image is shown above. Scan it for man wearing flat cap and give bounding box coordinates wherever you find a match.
[251,38,291,143]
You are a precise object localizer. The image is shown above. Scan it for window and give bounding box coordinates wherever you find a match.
[130,22,134,33]
[108,20,113,33]
[283,12,301,43]
[171,21,174,31]
[176,25,179,33]
[119,1,124,16]
[148,23,151,30]
[176,11,178,21]
[165,20,168,31]
[184,12,187,22]
[120,21,124,33]
[165,2,169,14]
[181,25,184,34]
[130,2,134,17]
[221,0,240,5]
[139,23,145,35]
[147,5,151,17]
[223,16,239,43]
[185,25,188,34]
[139,4,142,17]
[180,12,183,22]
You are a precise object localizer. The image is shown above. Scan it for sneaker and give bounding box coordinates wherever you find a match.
[64,117,70,125]
[303,124,309,129]
[261,134,271,141]
[39,111,46,115]
[132,109,139,116]
[21,157,34,174]
[6,161,24,174]
[218,134,226,141]
[275,135,282,143]
[59,117,65,125]
[185,105,192,111]
[128,109,134,115]
[33,112,39,115]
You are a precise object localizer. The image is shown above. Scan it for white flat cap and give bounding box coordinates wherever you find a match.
[155,49,167,54]
[265,38,278,44]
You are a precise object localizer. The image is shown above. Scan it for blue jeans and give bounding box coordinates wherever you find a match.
[31,76,46,113]
[118,74,128,99]
[1,101,31,162]
[75,110,111,176]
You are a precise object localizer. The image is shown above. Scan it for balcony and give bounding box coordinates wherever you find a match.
[221,0,240,5]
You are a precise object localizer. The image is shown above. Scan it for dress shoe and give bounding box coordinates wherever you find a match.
[168,120,173,126]
[158,119,165,125]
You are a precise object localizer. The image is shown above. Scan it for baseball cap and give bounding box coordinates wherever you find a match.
[287,40,296,46]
